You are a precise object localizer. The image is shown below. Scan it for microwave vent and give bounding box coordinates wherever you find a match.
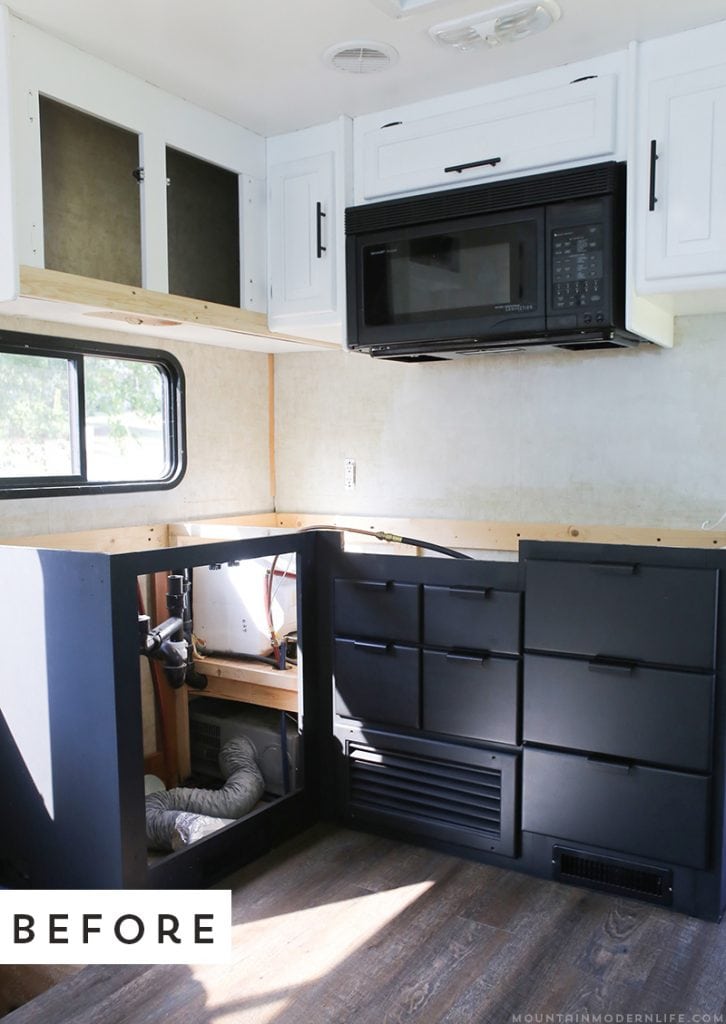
[346,162,620,234]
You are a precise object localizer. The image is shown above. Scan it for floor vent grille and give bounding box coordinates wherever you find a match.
[554,846,673,905]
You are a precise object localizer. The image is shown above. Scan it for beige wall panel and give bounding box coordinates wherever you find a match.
[274,314,726,531]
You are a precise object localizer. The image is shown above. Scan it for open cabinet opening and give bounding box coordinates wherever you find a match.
[165,146,240,307]
[138,548,304,877]
[39,96,142,286]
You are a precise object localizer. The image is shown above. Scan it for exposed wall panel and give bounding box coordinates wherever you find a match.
[274,315,726,530]
[40,97,142,286]
[166,146,240,307]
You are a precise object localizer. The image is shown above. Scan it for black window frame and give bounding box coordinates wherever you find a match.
[0,330,186,499]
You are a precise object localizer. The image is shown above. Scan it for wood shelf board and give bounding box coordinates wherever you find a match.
[7,513,724,558]
[190,677,298,712]
[272,513,726,554]
[14,266,338,353]
[193,655,299,691]
[2,523,170,553]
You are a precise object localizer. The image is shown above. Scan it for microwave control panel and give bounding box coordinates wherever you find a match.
[550,224,606,324]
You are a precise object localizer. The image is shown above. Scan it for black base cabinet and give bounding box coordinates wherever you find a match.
[2,533,726,920]
[327,541,726,921]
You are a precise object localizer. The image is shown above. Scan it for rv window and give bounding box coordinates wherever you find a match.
[0,332,186,498]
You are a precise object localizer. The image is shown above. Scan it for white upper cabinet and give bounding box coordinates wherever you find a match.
[7,15,266,308]
[354,54,626,203]
[0,7,15,302]
[635,21,726,294]
[267,117,352,343]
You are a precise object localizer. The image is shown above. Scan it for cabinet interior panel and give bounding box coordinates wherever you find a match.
[39,96,142,287]
[166,147,240,307]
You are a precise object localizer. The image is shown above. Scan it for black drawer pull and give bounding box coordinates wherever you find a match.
[447,586,491,598]
[352,580,391,591]
[444,156,502,174]
[444,652,490,664]
[587,660,635,675]
[587,756,633,775]
[587,561,638,575]
[352,640,390,653]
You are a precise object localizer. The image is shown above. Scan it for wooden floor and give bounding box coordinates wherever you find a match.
[3,824,726,1023]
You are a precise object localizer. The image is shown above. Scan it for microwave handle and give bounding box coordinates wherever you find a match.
[444,156,502,175]
[316,202,327,259]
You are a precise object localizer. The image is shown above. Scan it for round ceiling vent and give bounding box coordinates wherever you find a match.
[323,40,399,74]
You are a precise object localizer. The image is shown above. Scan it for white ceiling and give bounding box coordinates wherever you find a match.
[6,0,726,137]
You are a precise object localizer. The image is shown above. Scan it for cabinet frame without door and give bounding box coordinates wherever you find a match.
[0,531,329,890]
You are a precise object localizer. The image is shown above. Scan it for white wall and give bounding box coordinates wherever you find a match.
[274,314,726,530]
[0,314,272,538]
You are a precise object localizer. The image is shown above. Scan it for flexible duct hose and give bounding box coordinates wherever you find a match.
[145,736,265,851]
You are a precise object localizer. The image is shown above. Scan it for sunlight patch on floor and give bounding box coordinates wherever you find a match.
[193,880,435,1023]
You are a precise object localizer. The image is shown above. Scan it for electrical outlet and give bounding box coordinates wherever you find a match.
[344,458,356,490]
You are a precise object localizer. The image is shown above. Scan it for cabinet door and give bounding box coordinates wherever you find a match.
[0,8,17,301]
[360,76,617,200]
[641,63,726,286]
[268,152,335,320]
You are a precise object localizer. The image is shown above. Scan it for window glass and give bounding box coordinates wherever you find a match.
[84,357,167,482]
[0,334,185,497]
[0,351,75,478]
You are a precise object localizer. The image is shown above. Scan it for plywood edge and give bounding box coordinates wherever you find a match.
[18,266,338,349]
[272,513,726,553]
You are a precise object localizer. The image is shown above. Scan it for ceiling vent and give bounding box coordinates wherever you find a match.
[323,41,399,74]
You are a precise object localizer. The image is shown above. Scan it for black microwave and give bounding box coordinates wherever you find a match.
[345,162,644,360]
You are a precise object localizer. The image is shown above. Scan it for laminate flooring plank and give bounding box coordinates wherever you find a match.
[4,826,726,1024]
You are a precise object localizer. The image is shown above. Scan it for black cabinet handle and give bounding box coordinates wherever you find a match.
[352,579,391,591]
[316,201,327,258]
[648,139,658,212]
[353,640,390,652]
[444,156,502,174]
[447,585,491,598]
[445,652,490,663]
[587,756,633,775]
[587,561,638,575]
[588,659,635,675]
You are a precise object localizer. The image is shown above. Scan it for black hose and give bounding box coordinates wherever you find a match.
[298,524,473,559]
[398,535,473,560]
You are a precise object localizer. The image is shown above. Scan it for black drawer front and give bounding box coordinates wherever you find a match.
[524,654,714,772]
[423,585,521,654]
[522,748,710,869]
[334,579,419,643]
[525,560,717,669]
[423,651,518,745]
[334,639,419,728]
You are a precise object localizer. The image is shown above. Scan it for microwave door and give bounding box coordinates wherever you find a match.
[356,208,545,350]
